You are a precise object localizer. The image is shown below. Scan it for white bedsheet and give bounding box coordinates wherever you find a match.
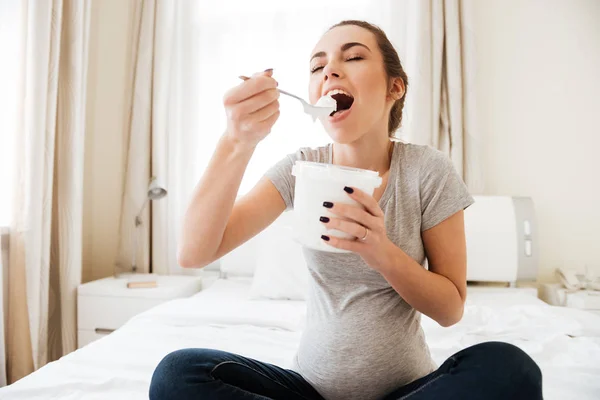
[1,278,600,400]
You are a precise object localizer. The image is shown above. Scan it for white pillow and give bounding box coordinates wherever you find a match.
[250,212,310,300]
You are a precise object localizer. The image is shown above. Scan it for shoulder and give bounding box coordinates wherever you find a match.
[394,141,453,177]
[267,145,329,177]
[288,145,329,164]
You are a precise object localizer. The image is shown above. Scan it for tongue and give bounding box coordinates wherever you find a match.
[331,93,354,112]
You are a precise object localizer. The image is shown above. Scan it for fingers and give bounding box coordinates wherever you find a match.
[249,99,280,123]
[224,73,278,105]
[344,187,384,217]
[254,68,273,78]
[325,202,377,229]
[226,88,279,130]
[321,217,366,239]
[239,88,280,115]
[322,235,364,253]
[252,110,280,135]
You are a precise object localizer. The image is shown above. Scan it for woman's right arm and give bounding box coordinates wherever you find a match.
[178,70,286,268]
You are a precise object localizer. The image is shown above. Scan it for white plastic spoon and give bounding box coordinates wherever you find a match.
[239,76,336,121]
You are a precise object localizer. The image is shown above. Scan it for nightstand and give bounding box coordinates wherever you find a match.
[539,283,600,316]
[77,274,210,348]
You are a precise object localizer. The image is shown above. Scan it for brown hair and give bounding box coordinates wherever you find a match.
[328,20,408,135]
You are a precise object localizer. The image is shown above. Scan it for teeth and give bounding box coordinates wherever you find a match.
[325,89,353,98]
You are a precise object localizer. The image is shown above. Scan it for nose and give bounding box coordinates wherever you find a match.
[325,72,340,81]
[322,62,342,82]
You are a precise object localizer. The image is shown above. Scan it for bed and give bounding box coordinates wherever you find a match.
[1,196,600,399]
[1,277,600,399]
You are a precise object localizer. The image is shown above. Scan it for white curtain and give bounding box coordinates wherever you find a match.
[116,0,157,276]
[5,0,91,383]
[0,2,20,229]
[0,233,7,386]
[116,0,198,276]
[0,0,22,386]
[399,0,482,191]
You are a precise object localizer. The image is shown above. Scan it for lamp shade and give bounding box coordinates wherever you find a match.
[148,177,167,200]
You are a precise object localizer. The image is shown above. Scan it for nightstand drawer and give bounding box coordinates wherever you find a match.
[77,274,204,349]
[78,295,164,331]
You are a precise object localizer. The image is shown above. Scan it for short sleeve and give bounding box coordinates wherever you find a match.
[419,148,475,231]
[264,152,297,211]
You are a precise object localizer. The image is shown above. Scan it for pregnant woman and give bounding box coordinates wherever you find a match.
[149,20,543,400]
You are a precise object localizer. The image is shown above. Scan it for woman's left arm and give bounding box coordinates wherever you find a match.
[379,212,467,327]
[322,188,467,327]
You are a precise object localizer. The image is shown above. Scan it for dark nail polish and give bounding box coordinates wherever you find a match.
[320,216,330,223]
[321,235,330,241]
[323,201,333,208]
[343,186,354,194]
[264,68,273,72]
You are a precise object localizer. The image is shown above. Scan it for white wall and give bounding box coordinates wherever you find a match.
[83,0,134,282]
[472,0,600,282]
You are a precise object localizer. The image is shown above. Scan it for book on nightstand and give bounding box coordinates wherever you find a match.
[118,273,159,289]
[126,281,158,289]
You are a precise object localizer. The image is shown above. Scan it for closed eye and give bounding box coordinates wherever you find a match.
[310,56,363,73]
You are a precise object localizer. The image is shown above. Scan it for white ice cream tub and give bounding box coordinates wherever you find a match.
[291,161,383,253]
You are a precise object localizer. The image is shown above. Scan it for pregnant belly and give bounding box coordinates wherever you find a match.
[294,320,435,400]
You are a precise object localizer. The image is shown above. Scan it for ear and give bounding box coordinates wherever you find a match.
[388,77,405,101]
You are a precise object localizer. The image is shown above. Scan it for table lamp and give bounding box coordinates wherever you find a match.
[129,176,167,276]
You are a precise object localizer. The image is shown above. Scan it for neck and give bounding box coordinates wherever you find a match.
[332,130,393,173]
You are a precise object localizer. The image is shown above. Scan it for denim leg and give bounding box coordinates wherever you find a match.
[380,341,543,400]
[149,348,324,400]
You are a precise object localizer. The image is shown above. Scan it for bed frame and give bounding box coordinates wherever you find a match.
[464,196,538,286]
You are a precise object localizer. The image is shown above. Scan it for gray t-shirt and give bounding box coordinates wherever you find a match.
[264,141,474,400]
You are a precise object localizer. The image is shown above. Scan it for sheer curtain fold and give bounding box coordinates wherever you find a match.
[401,0,482,192]
[116,0,155,276]
[117,0,191,276]
[7,0,91,383]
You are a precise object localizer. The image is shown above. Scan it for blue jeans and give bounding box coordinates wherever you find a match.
[149,341,542,400]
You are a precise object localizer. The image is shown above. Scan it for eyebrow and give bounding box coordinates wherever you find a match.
[310,42,371,61]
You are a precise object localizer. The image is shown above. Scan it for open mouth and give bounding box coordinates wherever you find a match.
[329,91,354,117]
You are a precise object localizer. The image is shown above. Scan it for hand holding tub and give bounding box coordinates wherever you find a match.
[290,160,382,254]
[320,186,394,271]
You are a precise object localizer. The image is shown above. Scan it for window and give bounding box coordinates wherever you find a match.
[0,1,22,226]
[184,1,407,195]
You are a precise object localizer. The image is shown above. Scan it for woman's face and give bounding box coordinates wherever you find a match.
[309,25,393,143]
